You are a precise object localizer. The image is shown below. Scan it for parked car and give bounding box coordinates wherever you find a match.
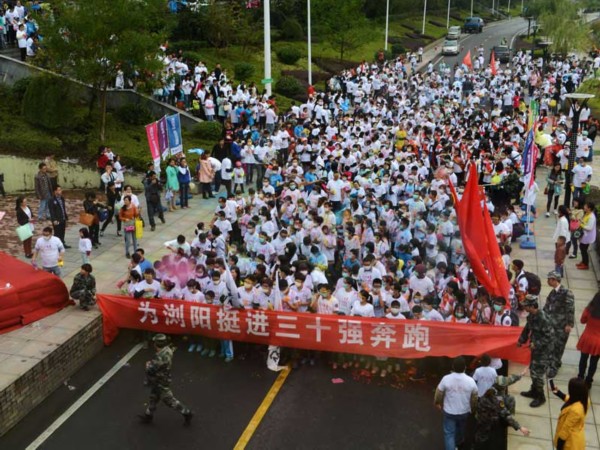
[463,17,484,33]
[442,39,460,56]
[492,45,511,63]
[447,25,461,39]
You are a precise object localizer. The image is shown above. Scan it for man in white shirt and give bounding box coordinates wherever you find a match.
[32,227,65,277]
[572,157,592,201]
[326,172,345,211]
[434,357,478,450]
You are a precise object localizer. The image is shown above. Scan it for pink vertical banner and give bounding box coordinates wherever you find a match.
[145,122,160,161]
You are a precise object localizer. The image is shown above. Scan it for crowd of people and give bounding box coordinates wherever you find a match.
[16,37,600,448]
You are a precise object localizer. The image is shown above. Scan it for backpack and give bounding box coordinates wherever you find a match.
[519,271,541,295]
[502,309,520,327]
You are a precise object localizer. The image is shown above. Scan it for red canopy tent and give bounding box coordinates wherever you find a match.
[0,251,70,334]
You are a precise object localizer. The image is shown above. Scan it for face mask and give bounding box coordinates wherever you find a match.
[213,280,221,285]
[244,283,253,289]
[262,287,270,294]
[493,304,503,312]
[455,312,464,318]
[259,238,266,244]
[290,185,296,190]
[391,307,401,315]
[43,236,51,241]
[300,270,308,275]
[295,282,303,288]
[401,286,408,292]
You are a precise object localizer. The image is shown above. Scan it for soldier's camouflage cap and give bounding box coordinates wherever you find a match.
[522,295,539,307]
[153,334,169,345]
[546,271,562,281]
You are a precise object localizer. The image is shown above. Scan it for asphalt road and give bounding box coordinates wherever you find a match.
[432,17,530,69]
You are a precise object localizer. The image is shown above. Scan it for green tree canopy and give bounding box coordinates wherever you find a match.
[313,0,369,60]
[38,0,173,141]
[537,0,590,55]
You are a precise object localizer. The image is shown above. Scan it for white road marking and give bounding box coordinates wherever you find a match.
[26,343,144,450]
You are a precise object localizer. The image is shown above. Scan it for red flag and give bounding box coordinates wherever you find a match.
[462,50,473,70]
[490,51,497,76]
[451,165,511,300]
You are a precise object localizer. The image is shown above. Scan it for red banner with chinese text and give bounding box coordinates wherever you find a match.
[97,295,530,364]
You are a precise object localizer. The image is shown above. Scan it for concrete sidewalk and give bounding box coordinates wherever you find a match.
[506,149,600,449]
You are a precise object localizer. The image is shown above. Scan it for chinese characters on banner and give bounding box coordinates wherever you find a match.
[97,295,530,364]
[145,122,162,172]
[156,116,170,161]
[165,113,183,157]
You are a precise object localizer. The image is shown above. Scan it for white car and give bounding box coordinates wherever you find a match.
[442,39,459,56]
[447,26,461,40]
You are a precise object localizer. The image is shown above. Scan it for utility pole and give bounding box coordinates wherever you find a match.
[307,0,312,86]
[263,0,272,96]
[422,0,427,35]
[385,0,390,51]
[447,0,451,29]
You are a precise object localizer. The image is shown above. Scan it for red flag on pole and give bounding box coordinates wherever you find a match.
[490,50,497,76]
[462,50,473,71]
[450,165,511,300]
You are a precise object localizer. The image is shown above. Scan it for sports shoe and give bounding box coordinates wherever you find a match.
[188,344,196,352]
[224,357,233,363]
[410,375,426,382]
[200,348,209,357]
[545,212,550,217]
[568,254,577,259]
[208,350,216,358]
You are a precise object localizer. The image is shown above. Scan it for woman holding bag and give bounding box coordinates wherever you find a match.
[567,199,584,259]
[118,195,139,259]
[545,163,563,217]
[83,191,103,249]
[165,157,180,212]
[16,196,34,258]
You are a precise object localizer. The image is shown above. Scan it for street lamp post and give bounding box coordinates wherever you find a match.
[422,0,427,35]
[264,0,272,96]
[385,0,390,51]
[446,0,451,29]
[563,93,596,207]
[307,0,312,86]
[470,0,473,17]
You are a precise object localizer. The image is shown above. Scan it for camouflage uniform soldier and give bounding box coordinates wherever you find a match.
[517,295,555,407]
[543,271,575,377]
[494,367,529,415]
[139,334,193,425]
[473,388,530,450]
[69,264,96,311]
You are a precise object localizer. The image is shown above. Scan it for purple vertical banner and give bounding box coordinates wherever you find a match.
[156,116,170,160]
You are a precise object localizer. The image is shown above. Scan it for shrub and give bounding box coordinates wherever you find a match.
[275,76,303,97]
[11,77,32,103]
[429,20,445,27]
[234,62,255,81]
[277,46,302,65]
[373,50,393,62]
[193,121,223,141]
[115,103,154,126]
[280,18,304,41]
[387,36,403,44]
[391,43,406,57]
[22,75,75,131]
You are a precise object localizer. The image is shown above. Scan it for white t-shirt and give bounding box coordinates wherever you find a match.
[472,366,498,397]
[436,372,478,415]
[351,301,375,317]
[34,236,64,268]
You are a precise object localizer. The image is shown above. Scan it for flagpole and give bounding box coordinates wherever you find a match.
[264,0,272,97]
[422,0,427,35]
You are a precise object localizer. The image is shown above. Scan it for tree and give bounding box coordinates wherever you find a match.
[314,0,369,60]
[538,0,590,55]
[38,0,172,142]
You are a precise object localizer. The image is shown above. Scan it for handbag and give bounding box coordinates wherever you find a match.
[543,186,548,195]
[572,229,583,239]
[135,218,144,239]
[16,223,33,242]
[79,212,95,226]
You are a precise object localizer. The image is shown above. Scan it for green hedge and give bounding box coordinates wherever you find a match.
[275,76,303,97]
[115,103,154,126]
[234,62,255,81]
[193,121,223,141]
[277,46,302,65]
[22,75,75,131]
[280,18,304,41]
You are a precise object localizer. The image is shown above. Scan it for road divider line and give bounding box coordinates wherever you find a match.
[234,367,292,450]
[26,343,144,450]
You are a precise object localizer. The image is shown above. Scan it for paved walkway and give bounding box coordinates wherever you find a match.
[507,147,600,448]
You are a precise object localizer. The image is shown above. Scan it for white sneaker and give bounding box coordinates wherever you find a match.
[554,210,558,215]
[545,212,550,217]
